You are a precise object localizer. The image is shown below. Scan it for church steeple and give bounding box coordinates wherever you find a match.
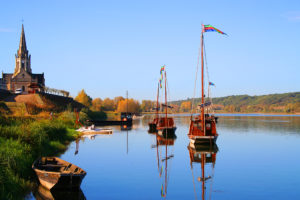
[13,24,31,76]
[18,24,28,57]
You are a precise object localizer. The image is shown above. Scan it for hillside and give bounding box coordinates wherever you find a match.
[0,93,84,115]
[170,92,300,113]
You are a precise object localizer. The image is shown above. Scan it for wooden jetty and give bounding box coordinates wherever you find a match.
[88,112,133,127]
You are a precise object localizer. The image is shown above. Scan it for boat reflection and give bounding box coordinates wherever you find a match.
[121,124,132,131]
[154,134,176,198]
[34,185,86,200]
[188,143,218,200]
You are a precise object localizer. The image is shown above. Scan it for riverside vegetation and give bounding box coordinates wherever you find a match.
[0,111,87,200]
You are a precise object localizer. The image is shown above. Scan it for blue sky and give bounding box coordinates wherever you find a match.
[0,0,299,101]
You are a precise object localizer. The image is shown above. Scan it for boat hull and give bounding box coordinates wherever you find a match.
[157,127,177,138]
[189,135,218,145]
[148,123,157,133]
[34,169,86,190]
[32,157,86,190]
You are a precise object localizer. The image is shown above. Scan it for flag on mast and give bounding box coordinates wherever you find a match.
[203,25,227,35]
[159,65,165,88]
[209,82,215,86]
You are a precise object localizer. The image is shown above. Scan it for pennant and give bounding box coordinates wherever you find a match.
[159,65,165,88]
[204,25,227,35]
[209,82,215,86]
[160,65,165,74]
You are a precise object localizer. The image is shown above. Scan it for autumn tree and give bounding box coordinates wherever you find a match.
[91,98,103,111]
[102,98,115,111]
[75,89,92,107]
[141,100,154,112]
[117,99,140,113]
[180,101,192,112]
[114,96,125,109]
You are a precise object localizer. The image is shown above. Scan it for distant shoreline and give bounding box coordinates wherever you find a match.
[141,112,300,116]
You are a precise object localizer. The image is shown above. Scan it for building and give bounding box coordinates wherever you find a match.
[0,25,45,94]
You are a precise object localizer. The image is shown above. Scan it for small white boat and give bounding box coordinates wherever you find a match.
[76,125,113,135]
[132,114,144,120]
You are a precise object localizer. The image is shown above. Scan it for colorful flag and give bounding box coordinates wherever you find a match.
[209,81,215,86]
[159,65,165,88]
[160,65,165,74]
[204,25,227,35]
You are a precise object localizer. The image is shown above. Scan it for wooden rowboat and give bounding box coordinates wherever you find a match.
[32,157,86,190]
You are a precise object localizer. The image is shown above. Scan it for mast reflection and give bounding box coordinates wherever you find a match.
[155,134,176,198]
[188,143,218,200]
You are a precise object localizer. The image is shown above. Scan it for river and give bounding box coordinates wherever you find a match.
[29,114,300,200]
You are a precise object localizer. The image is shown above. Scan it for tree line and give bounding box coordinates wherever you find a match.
[74,90,300,114]
[170,92,300,113]
[74,89,157,113]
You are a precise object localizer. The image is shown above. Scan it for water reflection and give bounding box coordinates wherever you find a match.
[28,115,300,199]
[154,134,176,198]
[188,143,218,200]
[34,185,86,200]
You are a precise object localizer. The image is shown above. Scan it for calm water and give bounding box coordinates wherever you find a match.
[30,114,300,199]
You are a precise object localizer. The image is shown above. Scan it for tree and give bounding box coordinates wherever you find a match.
[75,89,92,107]
[141,100,154,112]
[180,101,192,112]
[117,99,140,113]
[114,96,125,109]
[92,98,103,111]
[102,98,115,111]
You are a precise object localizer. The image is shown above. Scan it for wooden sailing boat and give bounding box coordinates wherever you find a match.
[188,143,218,200]
[148,83,160,133]
[156,66,177,138]
[188,24,226,145]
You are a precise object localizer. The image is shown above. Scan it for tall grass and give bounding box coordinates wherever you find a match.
[0,114,80,199]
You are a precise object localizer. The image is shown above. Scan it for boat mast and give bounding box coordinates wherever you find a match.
[165,68,168,128]
[201,25,205,135]
[156,82,159,119]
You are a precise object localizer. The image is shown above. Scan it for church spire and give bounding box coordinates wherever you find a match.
[18,24,28,57]
[13,24,31,76]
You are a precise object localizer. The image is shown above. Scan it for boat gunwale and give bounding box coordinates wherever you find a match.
[32,157,86,175]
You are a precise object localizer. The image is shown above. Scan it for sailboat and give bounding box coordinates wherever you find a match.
[155,66,177,138]
[188,143,218,200]
[148,83,160,133]
[188,24,226,145]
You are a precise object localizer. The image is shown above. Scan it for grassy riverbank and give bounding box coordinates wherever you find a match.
[0,112,81,199]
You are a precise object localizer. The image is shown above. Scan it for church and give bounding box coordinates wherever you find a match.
[0,25,45,94]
